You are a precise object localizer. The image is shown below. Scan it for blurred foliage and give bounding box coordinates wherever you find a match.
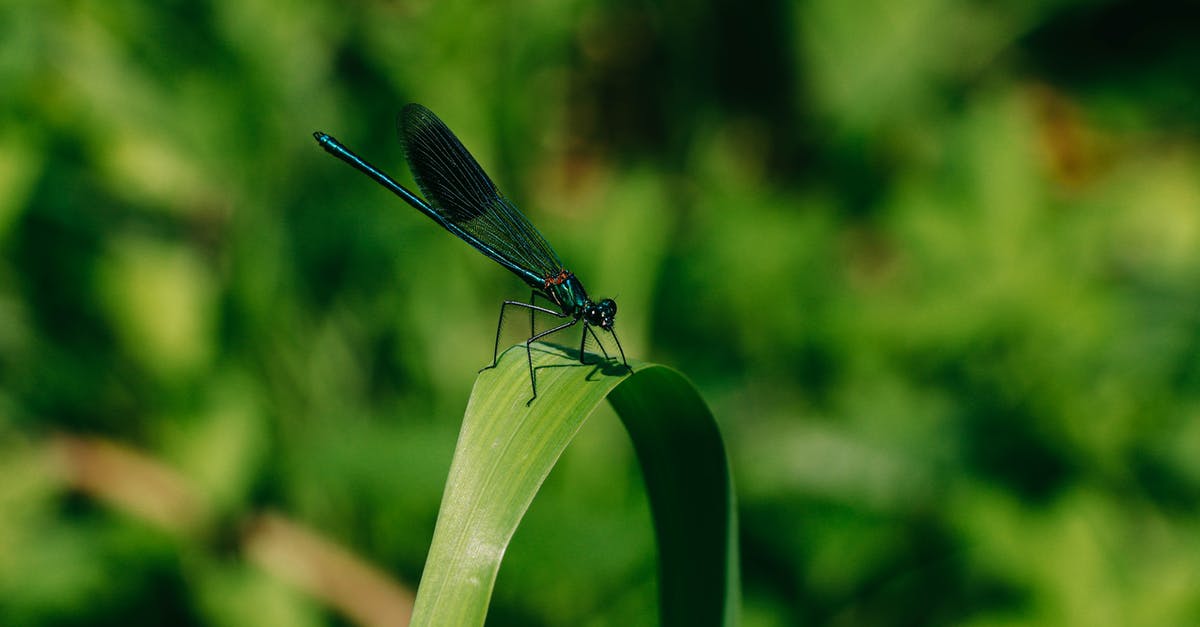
[1,0,1199,625]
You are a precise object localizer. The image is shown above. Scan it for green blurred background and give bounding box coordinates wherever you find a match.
[3,0,1200,625]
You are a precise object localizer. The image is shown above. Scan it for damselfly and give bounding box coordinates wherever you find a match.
[314,104,628,401]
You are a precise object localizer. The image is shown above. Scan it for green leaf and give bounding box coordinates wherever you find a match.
[410,343,738,626]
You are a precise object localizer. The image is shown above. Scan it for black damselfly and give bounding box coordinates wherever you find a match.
[314,104,628,401]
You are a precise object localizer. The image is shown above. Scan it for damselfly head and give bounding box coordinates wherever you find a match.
[584,298,617,330]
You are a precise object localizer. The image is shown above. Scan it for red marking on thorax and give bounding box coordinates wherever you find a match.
[543,269,571,288]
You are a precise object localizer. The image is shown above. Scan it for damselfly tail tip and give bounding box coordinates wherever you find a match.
[313,132,340,155]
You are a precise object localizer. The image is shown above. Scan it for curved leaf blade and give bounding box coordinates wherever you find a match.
[410,343,737,626]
